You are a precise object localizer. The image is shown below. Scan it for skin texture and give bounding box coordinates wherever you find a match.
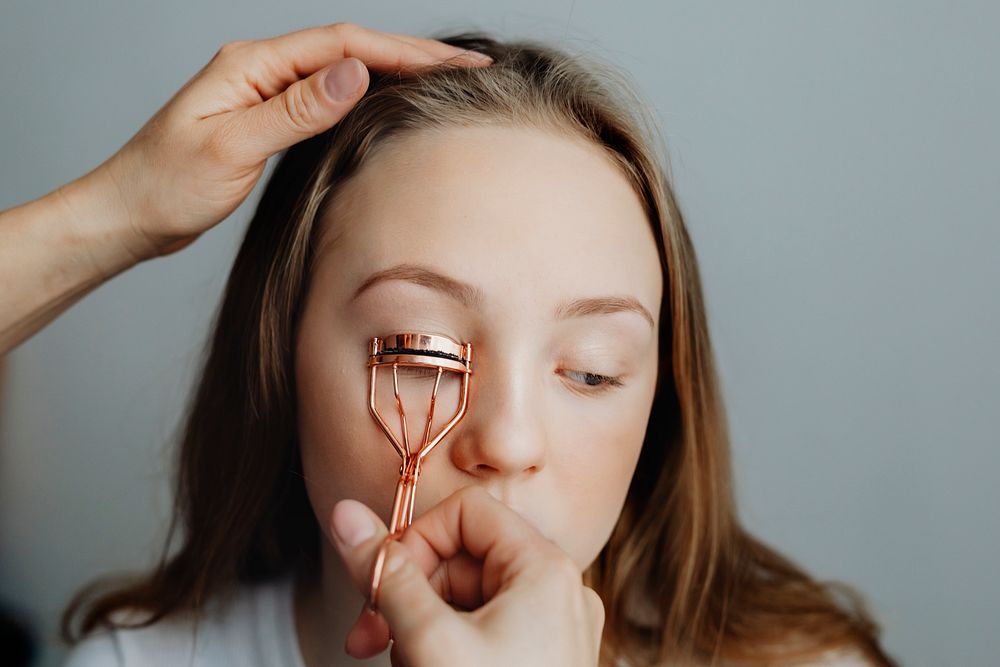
[293,125,663,665]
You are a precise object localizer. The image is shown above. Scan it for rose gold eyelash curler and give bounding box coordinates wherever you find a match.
[366,332,473,613]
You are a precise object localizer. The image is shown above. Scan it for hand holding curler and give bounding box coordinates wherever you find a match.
[329,485,605,667]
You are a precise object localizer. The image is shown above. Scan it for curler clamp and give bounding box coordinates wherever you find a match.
[365,332,473,613]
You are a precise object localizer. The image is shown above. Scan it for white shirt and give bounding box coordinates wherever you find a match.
[63,573,306,667]
[62,573,874,667]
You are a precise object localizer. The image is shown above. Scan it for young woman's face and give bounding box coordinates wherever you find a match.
[295,125,662,571]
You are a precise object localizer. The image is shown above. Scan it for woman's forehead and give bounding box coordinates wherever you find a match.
[317,125,662,306]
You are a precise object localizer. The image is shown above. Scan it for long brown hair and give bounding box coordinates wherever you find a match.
[62,33,897,666]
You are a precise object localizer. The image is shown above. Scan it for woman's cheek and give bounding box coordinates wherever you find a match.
[296,362,393,527]
[557,405,646,564]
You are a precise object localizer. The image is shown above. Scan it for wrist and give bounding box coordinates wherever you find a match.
[54,157,160,273]
[0,162,155,353]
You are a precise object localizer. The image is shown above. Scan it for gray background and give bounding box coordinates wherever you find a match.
[1,1,997,666]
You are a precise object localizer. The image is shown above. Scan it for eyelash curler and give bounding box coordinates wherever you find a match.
[366,332,473,613]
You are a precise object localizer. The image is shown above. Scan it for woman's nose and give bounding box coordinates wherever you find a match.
[446,362,548,480]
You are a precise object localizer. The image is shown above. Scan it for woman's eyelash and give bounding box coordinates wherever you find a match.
[560,369,625,393]
[399,365,625,394]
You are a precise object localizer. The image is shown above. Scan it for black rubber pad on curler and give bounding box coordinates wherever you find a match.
[378,347,465,363]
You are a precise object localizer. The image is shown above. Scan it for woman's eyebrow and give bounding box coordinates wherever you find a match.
[351,263,654,329]
[556,296,655,330]
[351,263,483,309]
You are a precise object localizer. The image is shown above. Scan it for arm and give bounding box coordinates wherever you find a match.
[0,162,142,354]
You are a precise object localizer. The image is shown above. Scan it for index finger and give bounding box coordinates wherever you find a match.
[213,23,489,100]
[393,485,558,600]
[331,485,552,606]
[376,30,489,63]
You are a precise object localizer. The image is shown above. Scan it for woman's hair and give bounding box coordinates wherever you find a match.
[62,32,897,666]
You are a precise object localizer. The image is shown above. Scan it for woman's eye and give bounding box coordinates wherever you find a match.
[559,369,625,394]
[394,365,441,380]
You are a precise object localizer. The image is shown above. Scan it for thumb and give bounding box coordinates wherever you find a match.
[329,500,455,653]
[372,538,457,648]
[237,57,369,159]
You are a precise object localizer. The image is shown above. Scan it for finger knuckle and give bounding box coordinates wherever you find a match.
[213,40,250,61]
[543,550,582,582]
[583,587,606,628]
[443,484,489,515]
[407,617,454,660]
[379,542,419,589]
[225,39,253,51]
[457,484,490,503]
[199,125,234,163]
[280,82,317,133]
[327,21,360,37]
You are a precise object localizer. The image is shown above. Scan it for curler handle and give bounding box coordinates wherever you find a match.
[366,532,398,613]
[369,460,421,611]
[387,459,421,535]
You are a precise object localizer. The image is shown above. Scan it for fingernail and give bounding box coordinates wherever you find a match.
[458,50,492,64]
[324,58,364,102]
[332,499,376,547]
[383,544,407,575]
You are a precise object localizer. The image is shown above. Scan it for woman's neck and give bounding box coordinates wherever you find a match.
[294,542,394,667]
